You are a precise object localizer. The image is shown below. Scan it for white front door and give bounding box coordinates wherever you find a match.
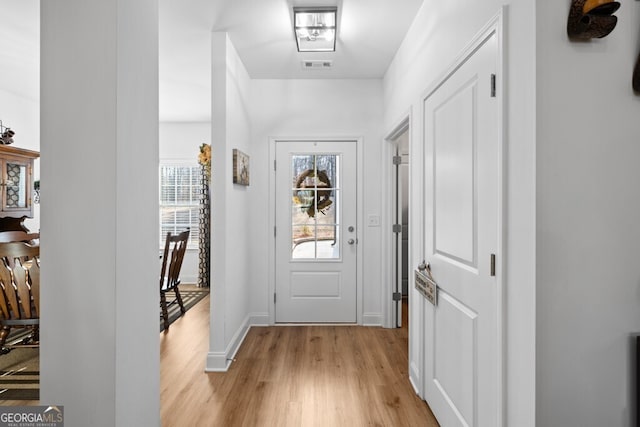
[275,140,357,323]
[422,31,501,426]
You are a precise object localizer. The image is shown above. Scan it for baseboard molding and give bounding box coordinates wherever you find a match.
[249,312,269,326]
[179,276,198,285]
[204,351,231,372]
[362,313,383,326]
[205,312,268,372]
[410,361,422,397]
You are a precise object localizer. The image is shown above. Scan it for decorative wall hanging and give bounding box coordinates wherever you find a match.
[567,0,620,40]
[0,121,15,145]
[232,149,250,186]
[568,0,620,39]
[197,143,211,288]
[294,168,333,218]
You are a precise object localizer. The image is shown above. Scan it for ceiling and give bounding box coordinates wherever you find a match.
[1,0,424,122]
[159,0,423,121]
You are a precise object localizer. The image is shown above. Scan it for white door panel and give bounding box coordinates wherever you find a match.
[434,80,477,267]
[423,31,500,427]
[275,140,357,323]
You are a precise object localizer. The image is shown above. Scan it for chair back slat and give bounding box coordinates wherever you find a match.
[0,288,9,320]
[29,260,40,317]
[0,265,19,321]
[160,230,189,291]
[15,264,31,319]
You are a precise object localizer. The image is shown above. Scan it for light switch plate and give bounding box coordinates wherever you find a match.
[367,214,380,227]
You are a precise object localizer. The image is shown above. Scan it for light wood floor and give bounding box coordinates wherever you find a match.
[161,296,439,426]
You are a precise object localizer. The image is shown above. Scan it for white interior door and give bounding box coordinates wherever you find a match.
[422,32,501,426]
[275,140,357,323]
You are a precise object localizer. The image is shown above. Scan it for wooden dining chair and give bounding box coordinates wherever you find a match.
[160,229,190,331]
[0,231,39,244]
[0,242,40,351]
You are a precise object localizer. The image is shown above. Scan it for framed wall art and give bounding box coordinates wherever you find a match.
[232,149,250,186]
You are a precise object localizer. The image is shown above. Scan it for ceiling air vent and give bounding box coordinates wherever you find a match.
[301,60,333,70]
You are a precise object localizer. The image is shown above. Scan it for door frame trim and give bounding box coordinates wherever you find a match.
[268,137,364,325]
[383,114,412,330]
[418,8,506,425]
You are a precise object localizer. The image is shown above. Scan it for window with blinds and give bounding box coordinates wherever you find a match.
[159,163,202,248]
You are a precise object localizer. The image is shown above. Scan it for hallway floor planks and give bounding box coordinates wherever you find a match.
[161,295,439,426]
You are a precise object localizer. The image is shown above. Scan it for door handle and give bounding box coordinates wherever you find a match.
[347,238,355,245]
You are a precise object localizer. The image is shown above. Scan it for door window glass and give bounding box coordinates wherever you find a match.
[291,154,340,260]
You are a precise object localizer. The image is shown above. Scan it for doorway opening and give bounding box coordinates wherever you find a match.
[385,119,410,329]
[393,129,409,328]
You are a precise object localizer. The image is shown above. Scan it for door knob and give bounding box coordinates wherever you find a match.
[347,238,355,245]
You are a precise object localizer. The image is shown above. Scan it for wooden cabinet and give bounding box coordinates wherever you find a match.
[0,145,39,219]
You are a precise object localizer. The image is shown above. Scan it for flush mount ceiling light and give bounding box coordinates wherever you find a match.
[293,7,337,52]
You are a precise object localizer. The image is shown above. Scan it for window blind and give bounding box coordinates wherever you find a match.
[159,163,202,248]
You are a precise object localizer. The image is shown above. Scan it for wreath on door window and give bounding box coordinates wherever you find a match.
[294,169,333,218]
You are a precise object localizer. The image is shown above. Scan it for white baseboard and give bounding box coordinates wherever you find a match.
[249,312,269,326]
[204,352,230,372]
[409,361,422,397]
[362,313,383,326]
[204,312,268,372]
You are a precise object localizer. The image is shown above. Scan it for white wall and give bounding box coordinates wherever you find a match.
[159,121,209,159]
[536,2,640,426]
[159,121,210,283]
[41,1,159,425]
[0,92,39,151]
[383,1,536,425]
[208,32,253,370]
[0,89,41,234]
[249,79,384,324]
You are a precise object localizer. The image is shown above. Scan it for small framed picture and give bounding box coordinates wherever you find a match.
[232,149,250,186]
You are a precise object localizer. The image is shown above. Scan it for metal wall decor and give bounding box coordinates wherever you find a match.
[294,168,333,218]
[567,0,620,40]
[0,121,15,145]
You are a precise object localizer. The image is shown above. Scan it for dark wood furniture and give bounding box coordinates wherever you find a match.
[0,145,39,220]
[0,242,40,351]
[160,229,190,331]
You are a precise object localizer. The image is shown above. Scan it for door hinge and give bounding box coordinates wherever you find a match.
[274,293,276,304]
[490,254,496,276]
[490,74,497,98]
[274,226,276,238]
[393,292,402,301]
[274,160,276,171]
[392,224,402,233]
[392,155,402,165]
